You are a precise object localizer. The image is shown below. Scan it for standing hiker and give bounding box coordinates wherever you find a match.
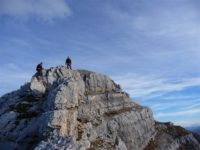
[66,56,72,69]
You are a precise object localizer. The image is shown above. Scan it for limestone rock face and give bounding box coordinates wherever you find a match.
[144,122,200,150]
[0,66,199,150]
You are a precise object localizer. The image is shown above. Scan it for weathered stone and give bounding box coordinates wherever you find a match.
[0,66,199,150]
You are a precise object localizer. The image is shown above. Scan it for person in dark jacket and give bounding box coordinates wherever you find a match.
[36,62,43,75]
[66,56,72,69]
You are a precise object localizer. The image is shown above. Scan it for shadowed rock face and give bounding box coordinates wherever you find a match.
[0,66,199,150]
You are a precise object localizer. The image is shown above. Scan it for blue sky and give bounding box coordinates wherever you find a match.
[0,0,200,127]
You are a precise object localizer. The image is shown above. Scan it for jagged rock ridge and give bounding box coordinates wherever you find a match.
[0,66,199,150]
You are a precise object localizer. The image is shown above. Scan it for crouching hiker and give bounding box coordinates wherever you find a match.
[36,62,43,75]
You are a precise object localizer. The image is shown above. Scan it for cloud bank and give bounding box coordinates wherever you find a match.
[0,0,71,21]
[155,108,200,118]
[113,74,200,99]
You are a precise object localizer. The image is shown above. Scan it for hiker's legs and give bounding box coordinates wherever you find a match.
[67,63,72,69]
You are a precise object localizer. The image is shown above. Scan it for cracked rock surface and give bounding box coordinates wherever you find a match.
[0,66,199,150]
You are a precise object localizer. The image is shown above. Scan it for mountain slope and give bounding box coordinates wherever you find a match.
[144,122,200,150]
[0,66,199,150]
[187,126,200,134]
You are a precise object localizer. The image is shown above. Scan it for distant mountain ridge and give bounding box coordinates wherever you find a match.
[0,66,200,150]
[187,126,200,134]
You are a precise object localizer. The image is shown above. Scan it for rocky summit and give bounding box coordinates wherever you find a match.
[0,66,200,150]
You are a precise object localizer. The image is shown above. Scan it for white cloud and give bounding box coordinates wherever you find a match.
[108,1,200,39]
[113,74,200,99]
[0,0,71,21]
[174,119,200,127]
[161,95,198,100]
[155,108,200,118]
[150,99,200,111]
[179,102,200,110]
[132,10,200,38]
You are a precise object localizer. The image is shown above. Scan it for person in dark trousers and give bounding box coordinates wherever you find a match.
[66,56,72,69]
[36,62,43,75]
